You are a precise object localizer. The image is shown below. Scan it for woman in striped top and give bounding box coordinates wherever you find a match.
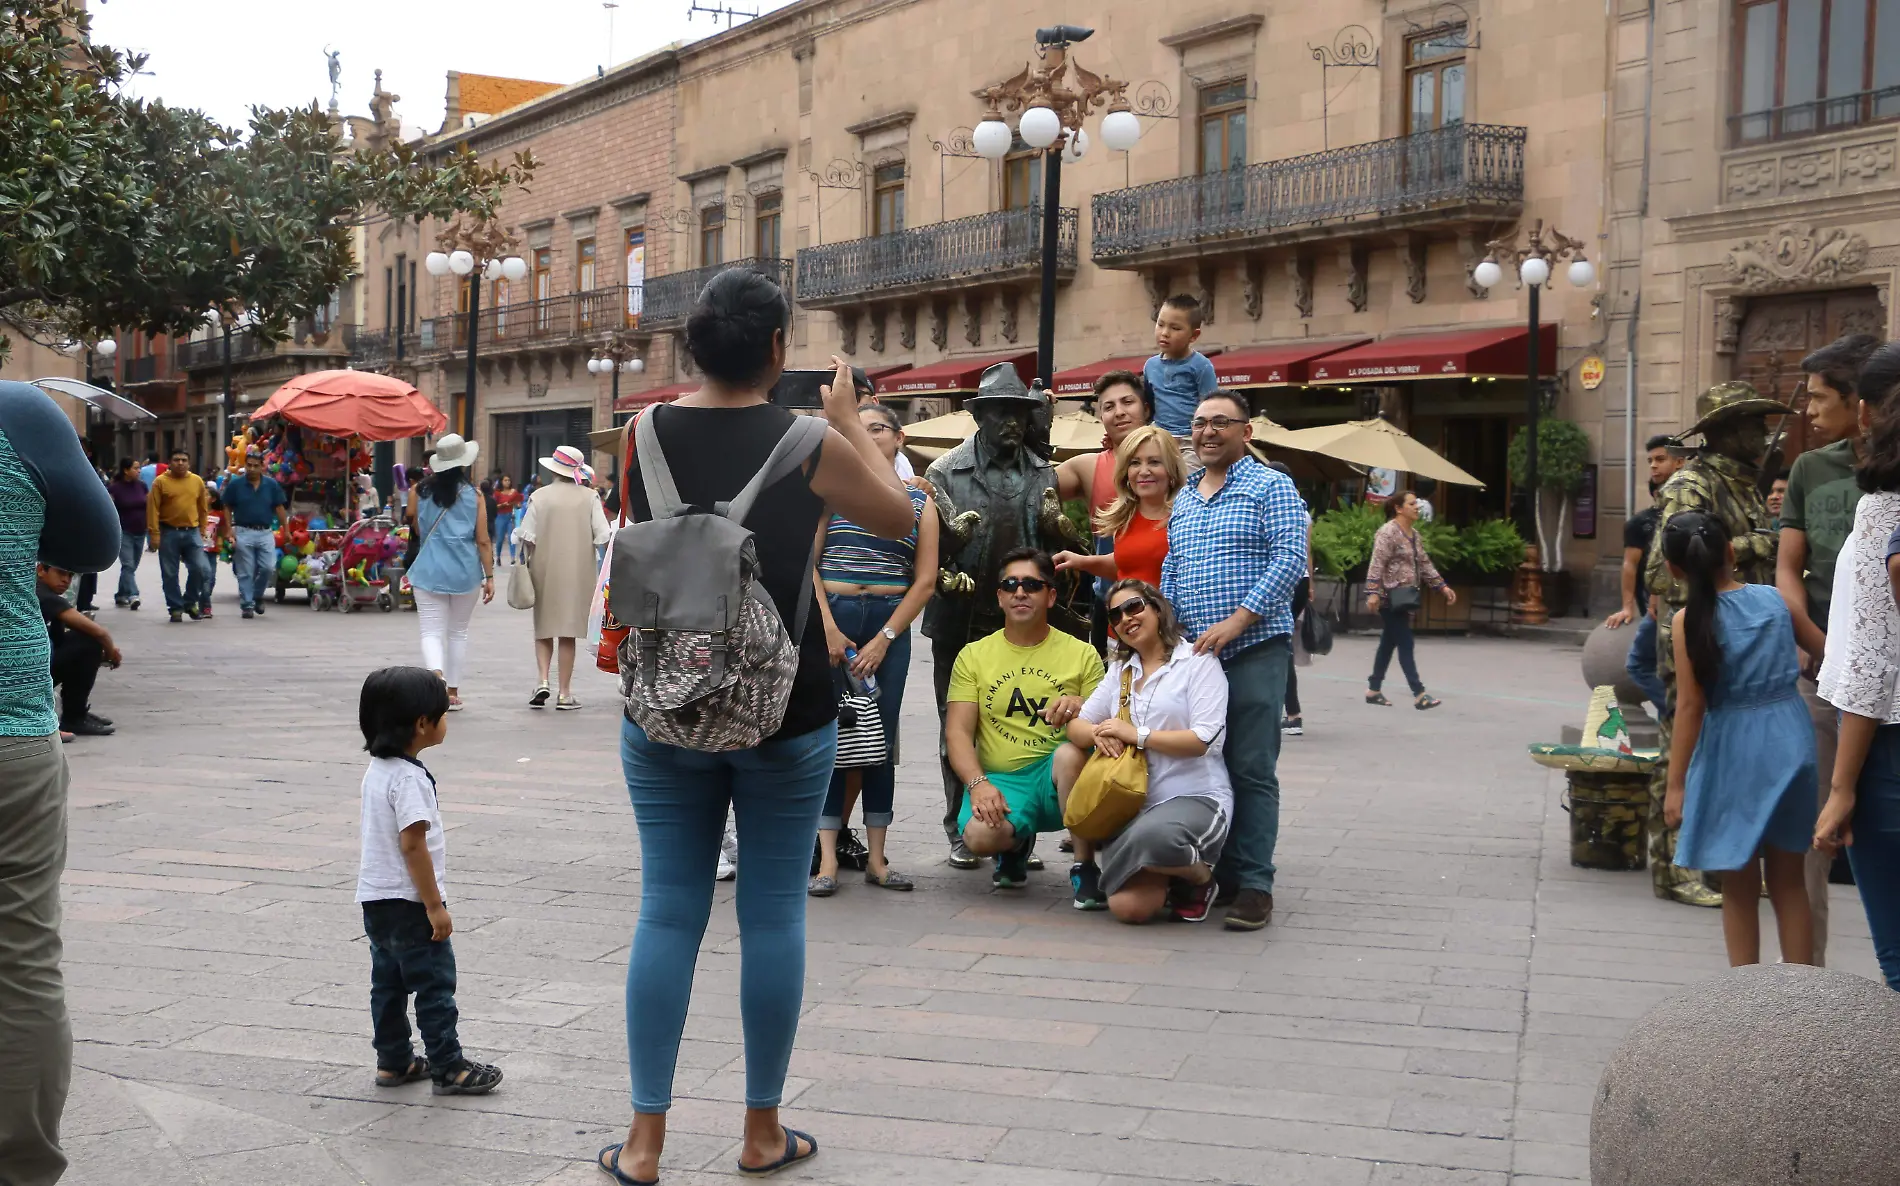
[809,403,941,894]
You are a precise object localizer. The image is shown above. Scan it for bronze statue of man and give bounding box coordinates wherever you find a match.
[923,362,1086,867]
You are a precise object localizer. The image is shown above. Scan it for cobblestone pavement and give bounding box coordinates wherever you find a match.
[54,558,1880,1186]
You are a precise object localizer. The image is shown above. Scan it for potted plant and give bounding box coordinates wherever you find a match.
[1507,419,1590,614]
[1310,501,1382,627]
[1415,519,1468,633]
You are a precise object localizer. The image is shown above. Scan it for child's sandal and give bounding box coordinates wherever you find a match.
[432,1058,504,1095]
[374,1056,429,1087]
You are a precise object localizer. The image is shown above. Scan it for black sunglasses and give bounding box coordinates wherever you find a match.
[1108,596,1150,624]
[998,576,1051,594]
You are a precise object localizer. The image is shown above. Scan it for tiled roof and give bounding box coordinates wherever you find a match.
[456,73,562,117]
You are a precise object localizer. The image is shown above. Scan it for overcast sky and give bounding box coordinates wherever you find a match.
[89,0,797,136]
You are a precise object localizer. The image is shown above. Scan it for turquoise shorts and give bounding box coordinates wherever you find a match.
[958,750,1063,840]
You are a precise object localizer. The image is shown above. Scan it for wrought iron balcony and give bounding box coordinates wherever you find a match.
[417,285,646,360]
[641,259,794,330]
[1730,84,1900,146]
[123,355,157,384]
[1091,123,1526,268]
[795,207,1079,308]
[174,320,355,370]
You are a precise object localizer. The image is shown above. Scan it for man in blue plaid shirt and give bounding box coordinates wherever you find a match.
[1161,391,1309,931]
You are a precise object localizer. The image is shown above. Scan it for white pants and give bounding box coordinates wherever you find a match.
[414,588,479,688]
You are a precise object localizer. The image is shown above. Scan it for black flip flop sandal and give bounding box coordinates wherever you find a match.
[738,1127,818,1177]
[1415,692,1442,710]
[374,1056,429,1087]
[432,1059,503,1095]
[1366,691,1392,706]
[595,1143,658,1186]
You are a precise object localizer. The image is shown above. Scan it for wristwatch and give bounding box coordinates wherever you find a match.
[880,626,898,642]
[1135,726,1151,750]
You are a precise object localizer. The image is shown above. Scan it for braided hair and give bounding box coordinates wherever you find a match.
[1659,510,1732,695]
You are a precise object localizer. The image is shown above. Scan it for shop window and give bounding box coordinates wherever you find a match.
[1733,0,1900,143]
[871,163,906,236]
[1003,138,1043,209]
[1198,79,1249,173]
[756,192,783,258]
[1404,26,1467,134]
[700,206,725,266]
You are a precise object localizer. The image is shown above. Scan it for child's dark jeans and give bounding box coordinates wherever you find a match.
[362,898,462,1071]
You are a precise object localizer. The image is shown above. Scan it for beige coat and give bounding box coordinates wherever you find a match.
[515,478,611,639]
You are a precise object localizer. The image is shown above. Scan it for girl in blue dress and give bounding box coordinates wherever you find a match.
[1662,510,1817,967]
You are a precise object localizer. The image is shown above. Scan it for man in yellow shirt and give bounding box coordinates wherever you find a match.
[947,548,1105,888]
[147,449,212,622]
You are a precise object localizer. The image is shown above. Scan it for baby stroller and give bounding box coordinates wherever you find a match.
[335,515,403,613]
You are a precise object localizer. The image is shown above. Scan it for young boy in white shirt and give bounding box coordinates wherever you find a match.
[355,666,502,1095]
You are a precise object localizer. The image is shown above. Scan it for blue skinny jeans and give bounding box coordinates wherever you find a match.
[1849,723,1900,990]
[619,715,835,1112]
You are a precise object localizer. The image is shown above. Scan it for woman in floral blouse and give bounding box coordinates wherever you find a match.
[1364,490,1455,709]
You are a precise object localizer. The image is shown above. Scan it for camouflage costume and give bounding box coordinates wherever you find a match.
[1642,382,1787,906]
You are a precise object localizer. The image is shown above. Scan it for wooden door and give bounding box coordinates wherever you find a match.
[1733,288,1884,467]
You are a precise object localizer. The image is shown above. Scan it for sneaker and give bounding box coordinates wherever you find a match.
[253,602,265,616]
[716,852,737,882]
[993,841,1031,889]
[128,598,140,611]
[197,604,213,620]
[1223,888,1274,931]
[113,597,128,608]
[168,610,184,623]
[240,606,254,619]
[1282,716,1303,736]
[947,839,981,869]
[1070,862,1106,911]
[63,716,114,737]
[837,828,870,872]
[529,683,551,708]
[185,607,204,621]
[1025,844,1044,872]
[1171,880,1218,923]
[82,712,113,729]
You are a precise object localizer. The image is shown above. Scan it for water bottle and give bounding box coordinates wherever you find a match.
[844,646,877,695]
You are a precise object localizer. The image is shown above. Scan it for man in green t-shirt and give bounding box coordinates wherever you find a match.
[946,548,1105,889]
[1779,331,1881,967]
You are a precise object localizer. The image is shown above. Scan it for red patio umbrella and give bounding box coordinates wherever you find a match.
[254,369,447,442]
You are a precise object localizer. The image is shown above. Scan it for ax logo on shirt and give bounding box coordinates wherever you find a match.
[1004,687,1050,721]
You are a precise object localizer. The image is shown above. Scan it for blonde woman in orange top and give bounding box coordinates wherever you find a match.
[1055,424,1186,590]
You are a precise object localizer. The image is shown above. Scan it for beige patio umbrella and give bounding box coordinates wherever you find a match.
[901,407,1105,466]
[1244,416,1363,482]
[1268,417,1485,486]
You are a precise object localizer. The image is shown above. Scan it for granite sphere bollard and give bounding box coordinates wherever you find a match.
[1591,963,1900,1184]
[1582,621,1645,707]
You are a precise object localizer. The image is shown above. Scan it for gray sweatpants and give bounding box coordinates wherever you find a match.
[0,734,71,1186]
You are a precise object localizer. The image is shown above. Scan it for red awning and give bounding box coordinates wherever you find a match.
[876,351,1036,397]
[860,364,913,383]
[1213,339,1371,389]
[613,381,693,412]
[1306,324,1560,384]
[1050,355,1150,396]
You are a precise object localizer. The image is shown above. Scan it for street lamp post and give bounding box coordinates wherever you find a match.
[1472,219,1595,623]
[971,26,1137,388]
[425,215,527,442]
[588,331,645,415]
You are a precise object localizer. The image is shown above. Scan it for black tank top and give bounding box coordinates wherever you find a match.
[624,402,835,741]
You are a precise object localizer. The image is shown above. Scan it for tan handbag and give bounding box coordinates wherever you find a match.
[1063,667,1149,842]
[506,556,536,610]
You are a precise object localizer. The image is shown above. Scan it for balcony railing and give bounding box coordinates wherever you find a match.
[1729,84,1900,146]
[123,355,157,384]
[417,285,645,358]
[174,321,354,370]
[796,207,1079,306]
[642,259,794,329]
[1091,122,1526,265]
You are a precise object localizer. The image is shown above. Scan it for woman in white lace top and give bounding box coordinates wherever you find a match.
[1815,358,1900,991]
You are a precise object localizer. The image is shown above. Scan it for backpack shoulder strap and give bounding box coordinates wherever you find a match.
[633,405,686,521]
[721,414,828,525]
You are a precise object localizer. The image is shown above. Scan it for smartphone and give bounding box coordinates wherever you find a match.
[769,369,832,409]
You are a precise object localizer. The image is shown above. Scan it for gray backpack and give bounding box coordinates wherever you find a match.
[611,410,828,752]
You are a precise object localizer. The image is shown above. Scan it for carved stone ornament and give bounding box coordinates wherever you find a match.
[837,309,859,356]
[1841,141,1896,183]
[867,306,887,353]
[1726,158,1777,202]
[1779,150,1834,193]
[1713,297,1743,357]
[1341,242,1369,313]
[962,292,984,347]
[1141,270,1170,320]
[1402,234,1428,304]
[929,299,949,351]
[997,290,1020,345]
[898,303,917,351]
[1242,258,1265,321]
[1459,229,1490,300]
[1195,264,1218,326]
[1287,254,1315,319]
[1723,224,1871,292]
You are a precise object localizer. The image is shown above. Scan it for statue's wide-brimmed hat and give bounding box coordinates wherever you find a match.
[1685,381,1792,438]
[964,362,1044,410]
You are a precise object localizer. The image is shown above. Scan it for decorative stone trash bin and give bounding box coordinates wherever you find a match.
[1591,964,1900,1184]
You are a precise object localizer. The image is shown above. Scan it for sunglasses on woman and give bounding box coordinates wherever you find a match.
[997,576,1050,593]
[1108,596,1150,624]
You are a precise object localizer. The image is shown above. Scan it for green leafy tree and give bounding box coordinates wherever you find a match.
[0,1,534,359]
[1507,418,1591,571]
[1310,501,1383,578]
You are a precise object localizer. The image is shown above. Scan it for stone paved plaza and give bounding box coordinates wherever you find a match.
[52,557,1882,1186]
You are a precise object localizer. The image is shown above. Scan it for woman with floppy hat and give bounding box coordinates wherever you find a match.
[405,434,494,711]
[513,443,611,709]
